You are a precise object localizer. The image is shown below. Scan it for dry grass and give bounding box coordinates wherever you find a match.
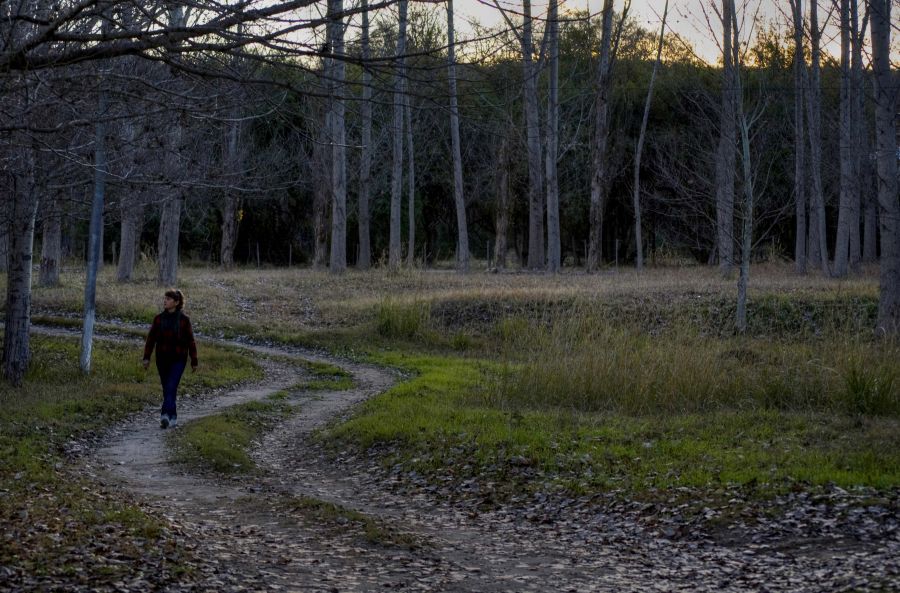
[18,261,880,336]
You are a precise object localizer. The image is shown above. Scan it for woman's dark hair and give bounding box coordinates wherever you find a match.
[165,289,185,311]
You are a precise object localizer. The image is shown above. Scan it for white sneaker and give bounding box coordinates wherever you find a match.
[169,417,178,428]
[160,415,169,429]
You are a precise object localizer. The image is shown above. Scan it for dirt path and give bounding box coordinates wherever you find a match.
[71,329,897,593]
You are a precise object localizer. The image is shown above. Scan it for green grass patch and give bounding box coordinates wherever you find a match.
[0,333,260,583]
[169,399,292,474]
[326,350,900,499]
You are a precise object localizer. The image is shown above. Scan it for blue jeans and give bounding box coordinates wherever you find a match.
[157,359,186,419]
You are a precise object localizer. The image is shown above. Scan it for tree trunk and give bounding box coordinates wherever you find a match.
[357,0,372,270]
[328,0,347,274]
[863,156,878,264]
[587,0,615,272]
[447,0,469,272]
[405,96,416,267]
[789,0,806,274]
[157,196,181,286]
[493,130,510,271]
[808,203,821,267]
[312,124,330,270]
[39,197,62,287]
[522,0,544,270]
[220,195,240,269]
[848,0,863,270]
[221,113,242,269]
[833,0,855,277]
[545,0,561,273]
[633,0,669,272]
[389,0,408,271]
[117,201,143,281]
[156,5,187,286]
[870,0,899,336]
[730,2,754,334]
[81,87,108,373]
[714,0,736,277]
[3,144,39,386]
[806,0,830,276]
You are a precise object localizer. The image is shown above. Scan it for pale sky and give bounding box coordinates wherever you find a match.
[449,0,846,64]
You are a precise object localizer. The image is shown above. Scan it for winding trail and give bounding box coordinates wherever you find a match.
[73,328,898,593]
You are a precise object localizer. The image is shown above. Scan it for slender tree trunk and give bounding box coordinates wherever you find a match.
[870,0,899,336]
[863,128,878,263]
[328,0,347,274]
[220,196,240,269]
[81,86,108,373]
[833,0,854,277]
[3,146,39,386]
[357,0,372,270]
[806,0,830,276]
[730,3,753,334]
[405,97,416,267]
[447,0,469,272]
[312,124,330,270]
[39,197,62,286]
[587,0,615,272]
[545,0,561,273]
[522,0,544,270]
[221,116,242,269]
[633,0,669,271]
[493,131,510,272]
[808,202,821,266]
[789,0,806,274]
[848,0,863,270]
[389,0,408,270]
[714,0,736,277]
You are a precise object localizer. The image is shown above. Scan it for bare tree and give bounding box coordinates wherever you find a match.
[447,0,469,272]
[714,0,736,277]
[833,0,860,277]
[545,0,561,273]
[805,0,830,275]
[81,78,109,372]
[522,0,544,269]
[2,144,39,386]
[587,0,618,272]
[405,95,416,266]
[632,0,669,271]
[357,0,373,270]
[328,0,347,274]
[789,0,807,274]
[389,0,409,270]
[869,0,899,336]
[156,4,190,286]
[493,127,511,271]
[731,0,757,333]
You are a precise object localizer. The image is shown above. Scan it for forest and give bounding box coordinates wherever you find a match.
[1,1,896,380]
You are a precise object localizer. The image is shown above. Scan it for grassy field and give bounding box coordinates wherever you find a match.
[5,263,898,509]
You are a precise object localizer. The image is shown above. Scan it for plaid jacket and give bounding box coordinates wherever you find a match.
[143,311,198,366]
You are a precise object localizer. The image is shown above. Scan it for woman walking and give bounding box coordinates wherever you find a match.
[142,289,198,428]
